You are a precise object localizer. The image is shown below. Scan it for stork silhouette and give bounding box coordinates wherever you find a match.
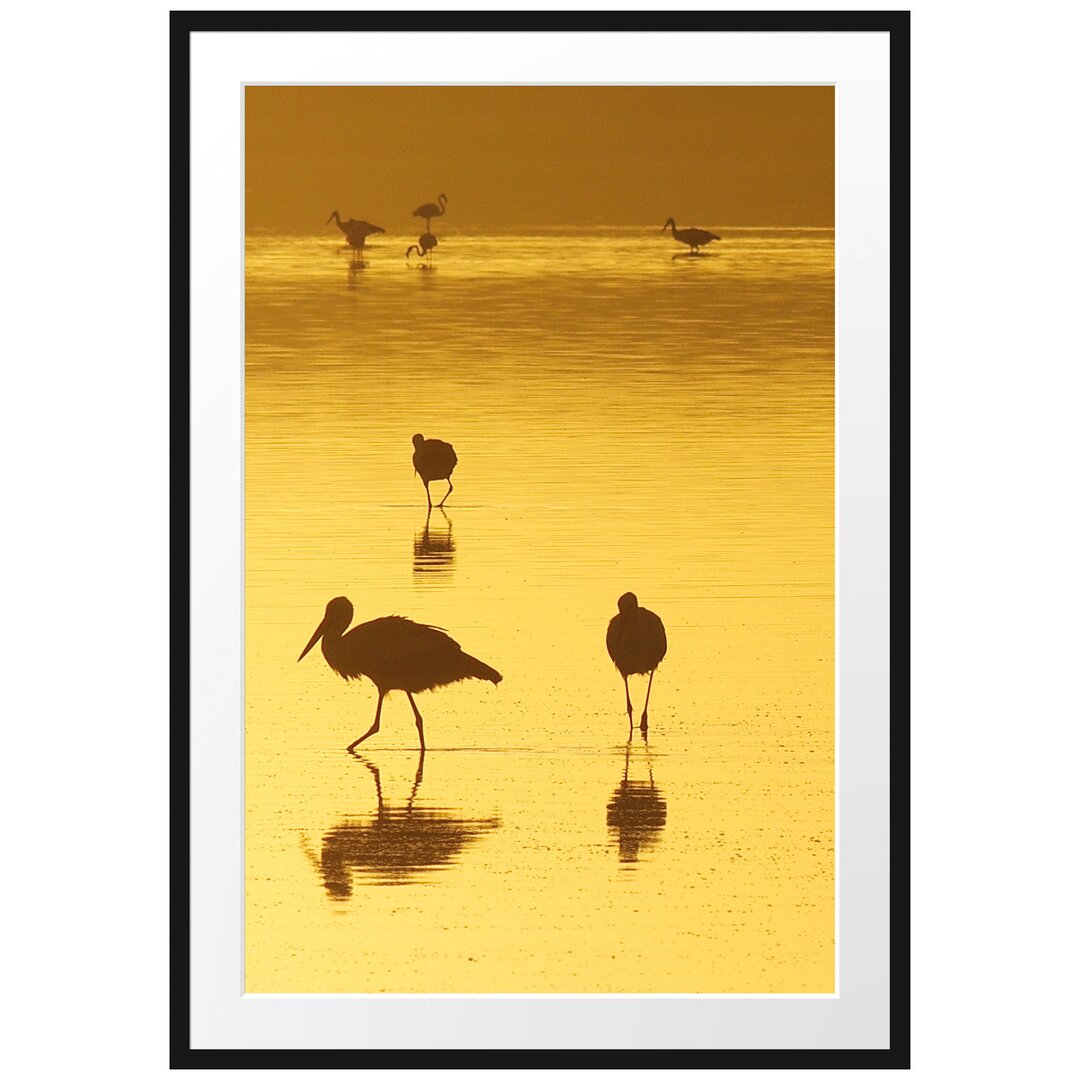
[298,596,501,752]
[662,217,721,255]
[606,592,668,733]
[327,210,385,259]
[412,433,458,509]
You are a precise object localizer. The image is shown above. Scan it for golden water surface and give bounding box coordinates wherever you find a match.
[245,228,834,993]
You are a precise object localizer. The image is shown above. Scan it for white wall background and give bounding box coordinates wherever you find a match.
[0,1,1075,1077]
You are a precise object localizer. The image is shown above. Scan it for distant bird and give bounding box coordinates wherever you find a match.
[298,596,502,752]
[662,217,721,255]
[413,193,447,230]
[406,232,439,262]
[327,210,385,251]
[606,592,668,732]
[412,433,458,509]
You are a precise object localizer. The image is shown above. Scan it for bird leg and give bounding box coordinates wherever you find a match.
[623,674,634,730]
[437,478,453,507]
[407,751,426,809]
[424,479,432,510]
[346,692,384,752]
[405,691,427,752]
[640,669,656,732]
[363,760,384,809]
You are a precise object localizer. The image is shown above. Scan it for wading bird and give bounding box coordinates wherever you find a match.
[298,596,502,752]
[406,231,439,263]
[413,193,447,230]
[662,217,721,255]
[606,592,668,733]
[327,210,385,252]
[412,433,458,509]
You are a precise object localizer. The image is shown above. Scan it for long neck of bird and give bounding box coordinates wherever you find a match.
[321,632,354,683]
[320,616,349,661]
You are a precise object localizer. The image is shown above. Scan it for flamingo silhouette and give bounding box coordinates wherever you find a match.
[298,596,501,752]
[327,210,385,252]
[412,433,458,509]
[606,592,668,733]
[662,217,721,255]
[406,232,439,264]
[413,193,447,230]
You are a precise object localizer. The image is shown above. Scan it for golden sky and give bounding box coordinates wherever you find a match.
[246,86,833,231]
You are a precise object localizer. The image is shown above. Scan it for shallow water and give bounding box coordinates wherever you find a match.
[245,227,834,993]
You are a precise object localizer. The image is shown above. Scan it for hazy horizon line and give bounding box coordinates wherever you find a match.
[247,223,837,235]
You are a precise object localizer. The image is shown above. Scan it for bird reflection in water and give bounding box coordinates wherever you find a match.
[413,508,455,579]
[313,754,500,896]
[606,740,667,866]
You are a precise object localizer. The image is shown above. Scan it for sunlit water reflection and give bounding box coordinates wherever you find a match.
[246,227,834,993]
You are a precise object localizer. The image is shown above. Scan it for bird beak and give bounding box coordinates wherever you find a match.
[325,214,334,225]
[298,619,326,662]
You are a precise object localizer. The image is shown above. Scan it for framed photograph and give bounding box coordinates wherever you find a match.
[173,9,909,1067]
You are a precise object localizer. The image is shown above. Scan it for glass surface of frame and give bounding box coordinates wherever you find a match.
[173,10,909,1067]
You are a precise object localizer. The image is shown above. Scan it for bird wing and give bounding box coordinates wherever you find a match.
[344,220,381,240]
[418,439,457,472]
[344,616,493,692]
[431,439,457,468]
[605,614,622,664]
[348,616,461,664]
[642,609,668,662]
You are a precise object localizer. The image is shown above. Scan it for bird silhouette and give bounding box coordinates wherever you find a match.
[413,193,447,230]
[327,210,385,252]
[406,231,439,264]
[606,742,667,864]
[309,755,499,895]
[298,596,501,752]
[606,592,668,733]
[662,217,721,255]
[412,433,458,509]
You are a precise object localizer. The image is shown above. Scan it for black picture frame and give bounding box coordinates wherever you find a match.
[171,8,910,1068]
